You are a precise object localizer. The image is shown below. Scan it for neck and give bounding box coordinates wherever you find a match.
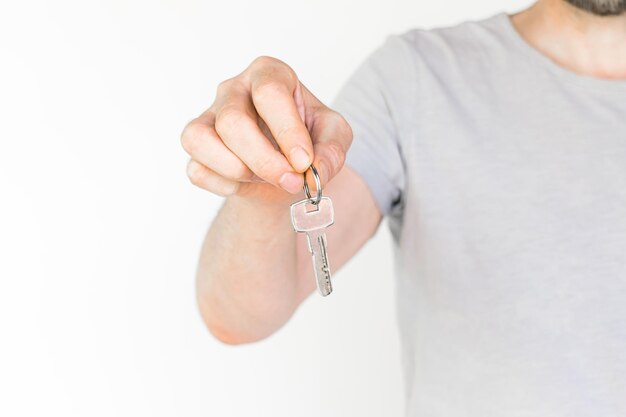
[511,0,626,79]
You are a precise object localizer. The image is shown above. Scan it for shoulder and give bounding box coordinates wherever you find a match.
[356,12,517,115]
[371,13,513,81]
[398,13,509,62]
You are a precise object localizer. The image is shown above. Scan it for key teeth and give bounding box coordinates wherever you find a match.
[318,271,333,296]
[319,283,332,297]
[316,271,333,297]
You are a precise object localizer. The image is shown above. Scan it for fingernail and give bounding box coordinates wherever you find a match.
[279,172,302,194]
[289,146,311,172]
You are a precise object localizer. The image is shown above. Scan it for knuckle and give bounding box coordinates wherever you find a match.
[187,161,206,186]
[253,152,278,179]
[181,121,210,155]
[214,105,247,135]
[186,161,240,196]
[274,124,300,144]
[215,181,240,197]
[327,110,352,139]
[327,140,346,171]
[216,77,246,96]
[216,78,234,96]
[250,55,279,70]
[249,57,297,93]
[252,79,289,102]
[334,111,353,141]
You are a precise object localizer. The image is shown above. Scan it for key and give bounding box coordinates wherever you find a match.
[290,196,334,296]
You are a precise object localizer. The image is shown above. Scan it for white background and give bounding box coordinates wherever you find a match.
[0,1,532,415]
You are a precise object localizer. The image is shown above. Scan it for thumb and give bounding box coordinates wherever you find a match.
[309,109,353,188]
[298,83,353,189]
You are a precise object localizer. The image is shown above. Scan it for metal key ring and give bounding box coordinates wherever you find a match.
[302,165,322,205]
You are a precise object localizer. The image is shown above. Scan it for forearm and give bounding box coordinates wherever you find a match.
[196,195,300,344]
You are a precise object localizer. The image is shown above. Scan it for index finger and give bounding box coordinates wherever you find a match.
[214,86,303,194]
[248,59,314,173]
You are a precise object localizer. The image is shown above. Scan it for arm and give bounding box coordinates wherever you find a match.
[181,57,382,344]
[196,165,381,344]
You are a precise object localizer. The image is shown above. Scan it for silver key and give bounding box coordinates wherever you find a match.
[290,196,334,296]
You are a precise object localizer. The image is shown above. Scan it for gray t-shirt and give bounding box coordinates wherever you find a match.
[331,12,626,417]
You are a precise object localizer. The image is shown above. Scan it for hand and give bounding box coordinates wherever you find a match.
[180,56,353,205]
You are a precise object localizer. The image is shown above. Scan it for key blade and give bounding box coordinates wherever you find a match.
[307,230,332,297]
[290,197,334,233]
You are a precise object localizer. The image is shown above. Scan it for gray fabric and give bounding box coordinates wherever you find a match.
[331,12,626,417]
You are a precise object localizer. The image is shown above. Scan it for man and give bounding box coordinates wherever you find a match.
[180,0,626,414]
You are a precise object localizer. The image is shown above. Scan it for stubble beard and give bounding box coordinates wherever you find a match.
[564,0,626,15]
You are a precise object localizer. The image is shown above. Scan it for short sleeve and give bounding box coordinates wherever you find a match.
[329,34,413,218]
